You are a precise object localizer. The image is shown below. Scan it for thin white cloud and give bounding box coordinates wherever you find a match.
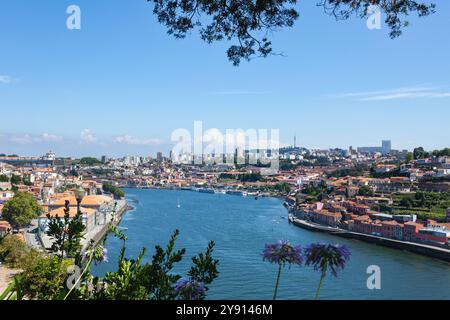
[9,134,34,144]
[114,135,162,146]
[340,86,434,97]
[434,93,450,98]
[80,129,97,143]
[339,86,450,101]
[0,133,64,144]
[41,133,63,142]
[0,75,13,84]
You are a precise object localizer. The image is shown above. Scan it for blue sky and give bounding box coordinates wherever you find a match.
[0,0,449,157]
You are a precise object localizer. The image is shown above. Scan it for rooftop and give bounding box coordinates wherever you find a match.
[41,206,96,218]
[50,195,113,207]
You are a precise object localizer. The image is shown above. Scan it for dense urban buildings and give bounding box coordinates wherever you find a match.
[1,142,449,251]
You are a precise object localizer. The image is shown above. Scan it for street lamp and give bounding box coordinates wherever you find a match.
[75,187,85,215]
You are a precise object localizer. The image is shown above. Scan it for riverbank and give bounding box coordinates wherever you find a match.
[121,185,282,198]
[289,215,450,263]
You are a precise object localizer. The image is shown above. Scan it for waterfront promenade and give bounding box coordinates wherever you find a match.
[289,215,450,262]
[84,199,129,249]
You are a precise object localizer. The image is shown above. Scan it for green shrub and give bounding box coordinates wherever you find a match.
[20,255,72,300]
[0,235,39,268]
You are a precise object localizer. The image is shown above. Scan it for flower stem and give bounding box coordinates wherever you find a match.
[273,263,282,300]
[64,253,94,300]
[315,271,326,300]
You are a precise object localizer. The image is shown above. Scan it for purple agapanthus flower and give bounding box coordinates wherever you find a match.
[304,243,351,277]
[173,278,206,300]
[262,240,303,266]
[88,244,109,264]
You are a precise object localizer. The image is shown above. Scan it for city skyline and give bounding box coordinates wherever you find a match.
[0,138,433,160]
[1,1,449,157]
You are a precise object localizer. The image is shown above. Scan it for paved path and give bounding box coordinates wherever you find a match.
[0,266,21,294]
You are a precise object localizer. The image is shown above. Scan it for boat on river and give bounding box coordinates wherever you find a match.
[199,188,215,194]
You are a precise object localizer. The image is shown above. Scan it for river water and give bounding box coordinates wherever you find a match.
[92,189,450,300]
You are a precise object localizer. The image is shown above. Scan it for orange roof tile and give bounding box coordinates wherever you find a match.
[51,195,112,207]
[42,206,96,218]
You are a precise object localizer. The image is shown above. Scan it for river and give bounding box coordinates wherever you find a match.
[92,189,450,300]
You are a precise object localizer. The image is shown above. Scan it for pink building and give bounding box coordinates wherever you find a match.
[381,220,399,239]
[313,210,342,227]
[403,222,424,241]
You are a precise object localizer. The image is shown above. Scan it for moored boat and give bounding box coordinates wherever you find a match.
[199,188,215,194]
[226,190,244,196]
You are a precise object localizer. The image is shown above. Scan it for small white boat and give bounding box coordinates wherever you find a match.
[176,199,181,208]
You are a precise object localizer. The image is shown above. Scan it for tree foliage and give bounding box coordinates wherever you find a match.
[188,240,220,287]
[20,255,72,300]
[46,200,85,259]
[358,185,374,196]
[80,228,219,301]
[2,224,220,301]
[2,192,42,228]
[318,0,435,38]
[149,0,435,65]
[272,182,291,194]
[413,146,429,159]
[146,229,186,300]
[0,235,40,268]
[431,148,450,157]
[328,164,370,178]
[239,172,263,182]
[98,241,149,300]
[103,184,125,199]
[10,175,22,185]
[406,152,414,162]
[302,182,328,196]
[79,157,102,166]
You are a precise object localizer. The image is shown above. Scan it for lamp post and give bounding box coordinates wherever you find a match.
[75,187,85,215]
[111,201,117,223]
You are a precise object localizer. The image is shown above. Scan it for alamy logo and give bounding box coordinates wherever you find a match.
[171,121,280,175]
[66,264,101,293]
[366,5,382,30]
[66,5,81,30]
[66,265,82,291]
[366,265,381,290]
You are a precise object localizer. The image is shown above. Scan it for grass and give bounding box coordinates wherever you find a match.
[385,192,450,221]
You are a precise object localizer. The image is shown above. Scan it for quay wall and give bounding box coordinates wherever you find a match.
[337,231,450,262]
[89,199,129,248]
[290,217,450,263]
